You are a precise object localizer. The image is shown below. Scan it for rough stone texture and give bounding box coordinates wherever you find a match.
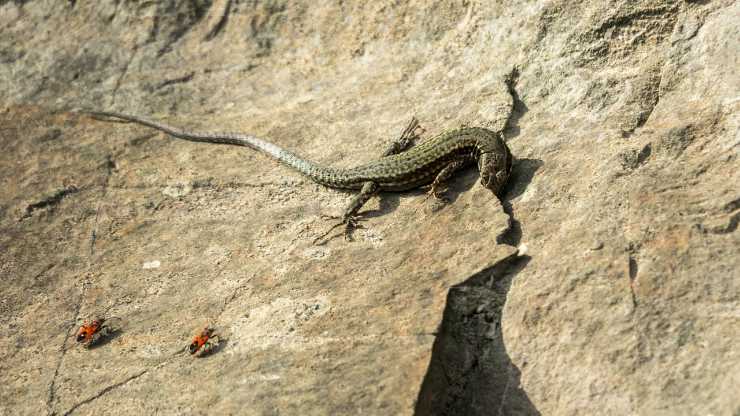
[0,1,738,415]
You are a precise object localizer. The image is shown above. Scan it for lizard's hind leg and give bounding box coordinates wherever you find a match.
[381,117,423,157]
[314,181,379,243]
[341,181,379,231]
[314,117,420,244]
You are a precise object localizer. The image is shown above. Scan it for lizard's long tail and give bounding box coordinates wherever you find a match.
[85,111,345,186]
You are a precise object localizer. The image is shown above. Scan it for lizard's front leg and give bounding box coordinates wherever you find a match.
[427,159,469,202]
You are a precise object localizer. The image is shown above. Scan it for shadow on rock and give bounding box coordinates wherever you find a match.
[504,158,543,201]
[85,329,123,350]
[415,253,539,416]
[363,166,480,220]
[497,158,543,246]
[195,338,228,358]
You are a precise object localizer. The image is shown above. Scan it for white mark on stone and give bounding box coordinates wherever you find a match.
[162,182,192,198]
[239,374,281,385]
[302,246,330,260]
[517,244,528,256]
[142,260,161,269]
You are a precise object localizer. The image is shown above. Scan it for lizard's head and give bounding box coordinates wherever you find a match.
[478,143,513,197]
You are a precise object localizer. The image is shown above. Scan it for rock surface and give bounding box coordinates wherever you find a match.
[0,1,738,415]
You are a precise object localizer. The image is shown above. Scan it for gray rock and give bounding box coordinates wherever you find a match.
[0,1,737,415]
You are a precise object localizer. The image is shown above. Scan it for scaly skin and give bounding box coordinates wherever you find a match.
[86,111,513,236]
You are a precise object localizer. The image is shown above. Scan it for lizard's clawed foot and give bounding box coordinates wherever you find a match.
[398,118,425,149]
[383,117,425,156]
[423,185,450,203]
[342,215,364,240]
[313,215,364,244]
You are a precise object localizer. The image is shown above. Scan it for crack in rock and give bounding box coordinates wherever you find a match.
[21,185,80,220]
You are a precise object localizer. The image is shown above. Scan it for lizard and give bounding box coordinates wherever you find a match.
[86,111,513,240]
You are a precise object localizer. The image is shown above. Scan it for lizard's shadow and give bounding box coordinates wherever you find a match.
[502,157,542,200]
[497,157,543,246]
[360,166,479,220]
